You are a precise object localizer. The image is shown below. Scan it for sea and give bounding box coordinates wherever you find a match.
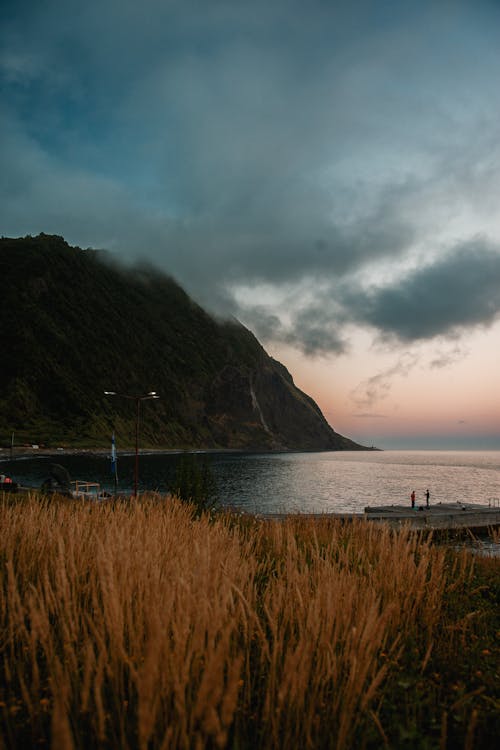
[2,449,499,516]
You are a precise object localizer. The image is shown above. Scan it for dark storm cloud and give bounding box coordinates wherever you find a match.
[0,0,419,291]
[236,305,285,343]
[3,0,500,357]
[246,235,500,358]
[263,240,500,356]
[283,323,347,357]
[350,240,500,341]
[281,302,349,356]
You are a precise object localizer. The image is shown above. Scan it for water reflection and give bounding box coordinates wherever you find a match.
[1,449,499,516]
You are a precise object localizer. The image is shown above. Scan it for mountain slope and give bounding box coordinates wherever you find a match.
[0,234,365,450]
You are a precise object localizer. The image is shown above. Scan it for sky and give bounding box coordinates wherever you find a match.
[1,0,500,449]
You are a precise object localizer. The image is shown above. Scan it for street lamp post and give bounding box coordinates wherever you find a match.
[104,391,160,497]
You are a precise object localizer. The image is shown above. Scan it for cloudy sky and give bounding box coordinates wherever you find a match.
[2,0,500,448]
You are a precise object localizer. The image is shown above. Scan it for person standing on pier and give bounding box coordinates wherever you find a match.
[425,489,430,508]
[411,490,416,509]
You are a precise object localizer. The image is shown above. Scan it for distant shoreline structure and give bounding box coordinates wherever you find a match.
[0,445,381,462]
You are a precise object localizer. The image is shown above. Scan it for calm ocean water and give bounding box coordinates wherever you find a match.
[2,450,499,515]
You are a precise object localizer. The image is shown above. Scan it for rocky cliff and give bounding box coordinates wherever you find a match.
[0,234,365,450]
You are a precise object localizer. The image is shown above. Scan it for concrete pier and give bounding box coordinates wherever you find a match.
[364,502,500,531]
[261,502,500,533]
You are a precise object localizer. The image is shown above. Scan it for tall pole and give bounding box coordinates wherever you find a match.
[111,431,118,498]
[134,397,140,498]
[104,391,159,499]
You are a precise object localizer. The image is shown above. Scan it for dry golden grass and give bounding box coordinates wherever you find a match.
[488,525,500,544]
[0,494,478,749]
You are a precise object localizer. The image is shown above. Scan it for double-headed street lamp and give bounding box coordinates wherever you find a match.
[104,391,160,497]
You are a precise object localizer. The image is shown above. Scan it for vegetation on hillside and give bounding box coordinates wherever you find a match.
[0,495,498,749]
[0,234,361,451]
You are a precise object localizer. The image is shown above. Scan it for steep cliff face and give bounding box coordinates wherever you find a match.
[0,234,365,450]
[206,359,354,449]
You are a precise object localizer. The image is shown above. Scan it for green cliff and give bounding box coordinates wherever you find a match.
[0,234,365,450]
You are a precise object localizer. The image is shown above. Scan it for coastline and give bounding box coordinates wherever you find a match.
[3,450,499,529]
[0,446,247,461]
[1,445,379,462]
